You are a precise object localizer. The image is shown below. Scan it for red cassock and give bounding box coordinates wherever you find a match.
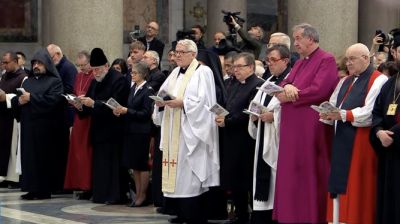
[64,71,94,190]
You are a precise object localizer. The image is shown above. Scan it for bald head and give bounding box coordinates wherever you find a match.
[47,44,63,65]
[146,21,159,39]
[345,43,371,76]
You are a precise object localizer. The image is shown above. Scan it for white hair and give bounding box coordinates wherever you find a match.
[177,39,198,57]
[145,50,160,66]
[270,32,291,49]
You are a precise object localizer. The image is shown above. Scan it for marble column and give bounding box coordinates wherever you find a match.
[358,0,400,48]
[287,0,358,57]
[42,0,123,62]
[206,0,246,47]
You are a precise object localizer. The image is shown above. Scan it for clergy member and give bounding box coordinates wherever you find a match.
[248,44,291,224]
[216,52,264,223]
[153,39,220,224]
[9,48,66,200]
[0,51,27,185]
[274,23,339,223]
[77,48,130,204]
[370,36,400,224]
[321,43,387,224]
[64,50,94,199]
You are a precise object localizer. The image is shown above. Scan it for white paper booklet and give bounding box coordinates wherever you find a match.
[62,94,81,103]
[257,81,284,95]
[149,89,176,103]
[243,100,269,116]
[311,101,340,113]
[205,103,229,117]
[103,97,121,110]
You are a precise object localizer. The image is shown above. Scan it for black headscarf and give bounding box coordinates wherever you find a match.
[196,49,227,106]
[31,48,60,78]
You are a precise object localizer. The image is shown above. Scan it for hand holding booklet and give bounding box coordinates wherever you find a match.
[310,101,339,113]
[62,94,81,104]
[103,97,121,110]
[243,101,269,117]
[205,103,229,117]
[257,81,284,95]
[149,89,176,103]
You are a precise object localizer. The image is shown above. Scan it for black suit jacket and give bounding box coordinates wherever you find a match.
[147,68,166,92]
[123,83,154,134]
[138,37,165,61]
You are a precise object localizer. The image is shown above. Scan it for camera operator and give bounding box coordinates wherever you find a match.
[138,21,165,63]
[191,25,206,49]
[229,16,263,59]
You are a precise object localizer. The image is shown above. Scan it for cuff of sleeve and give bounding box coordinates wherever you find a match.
[234,24,241,31]
[6,93,16,108]
[345,110,354,122]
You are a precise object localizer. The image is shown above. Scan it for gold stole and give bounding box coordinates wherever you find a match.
[161,59,199,193]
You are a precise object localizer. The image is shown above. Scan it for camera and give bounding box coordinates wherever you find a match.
[129,25,141,41]
[375,30,393,45]
[176,30,196,41]
[222,10,245,27]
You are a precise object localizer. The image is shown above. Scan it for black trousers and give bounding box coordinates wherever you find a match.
[167,194,207,224]
[251,210,277,224]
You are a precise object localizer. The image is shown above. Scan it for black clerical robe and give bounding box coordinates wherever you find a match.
[0,68,26,176]
[370,74,400,224]
[80,68,130,203]
[11,49,67,193]
[221,74,264,191]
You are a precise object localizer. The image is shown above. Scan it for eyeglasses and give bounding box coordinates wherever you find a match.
[265,57,285,64]
[147,26,157,30]
[232,64,250,69]
[345,55,368,64]
[1,61,11,65]
[76,63,88,67]
[174,50,191,56]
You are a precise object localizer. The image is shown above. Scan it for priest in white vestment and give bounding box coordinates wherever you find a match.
[248,44,291,224]
[153,39,220,224]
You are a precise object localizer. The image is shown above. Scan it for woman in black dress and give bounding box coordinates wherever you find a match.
[113,62,154,206]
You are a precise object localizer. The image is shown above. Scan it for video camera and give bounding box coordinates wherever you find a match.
[375,28,400,52]
[222,10,245,27]
[176,30,196,41]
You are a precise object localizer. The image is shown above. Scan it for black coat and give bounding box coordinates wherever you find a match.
[147,68,166,92]
[138,36,165,61]
[79,68,130,203]
[81,69,130,144]
[11,48,68,193]
[123,83,154,134]
[56,56,77,95]
[370,75,400,224]
[0,68,27,176]
[220,74,264,191]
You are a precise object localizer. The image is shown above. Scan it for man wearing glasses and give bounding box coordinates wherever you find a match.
[138,21,165,62]
[322,43,387,224]
[216,52,264,224]
[153,39,219,224]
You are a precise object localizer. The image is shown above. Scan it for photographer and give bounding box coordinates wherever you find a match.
[229,16,263,58]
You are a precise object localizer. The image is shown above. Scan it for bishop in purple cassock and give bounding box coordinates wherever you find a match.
[274,23,339,223]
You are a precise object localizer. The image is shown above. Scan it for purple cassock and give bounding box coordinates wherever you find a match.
[273,48,339,223]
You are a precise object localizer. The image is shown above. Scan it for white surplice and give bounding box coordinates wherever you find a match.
[248,78,282,211]
[153,65,220,198]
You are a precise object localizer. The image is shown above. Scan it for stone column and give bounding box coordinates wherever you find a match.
[287,0,358,57]
[206,0,246,47]
[358,0,400,48]
[42,0,123,62]
[169,0,185,43]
